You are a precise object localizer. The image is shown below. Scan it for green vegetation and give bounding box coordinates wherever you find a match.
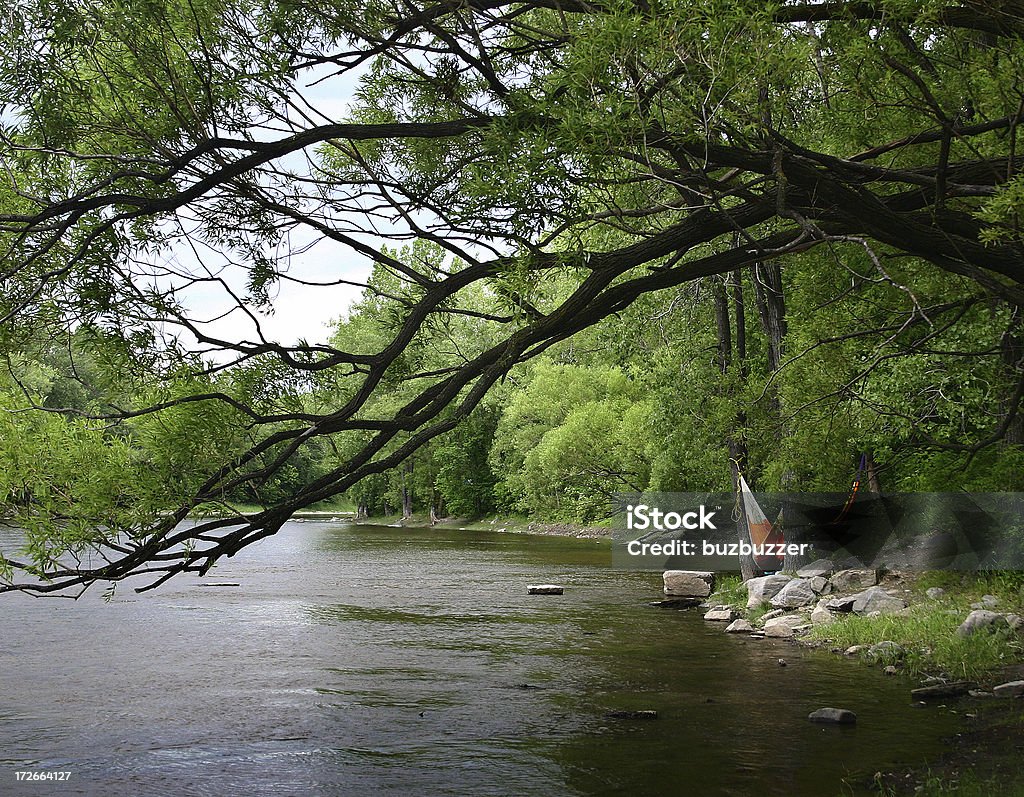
[873,771,1024,797]
[708,575,747,610]
[809,574,1024,680]
[0,1,1023,591]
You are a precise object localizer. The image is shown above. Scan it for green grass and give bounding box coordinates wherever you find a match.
[708,574,747,610]
[810,572,1024,680]
[871,770,1024,796]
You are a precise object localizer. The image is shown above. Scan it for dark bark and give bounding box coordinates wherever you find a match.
[753,262,788,374]
[714,273,755,581]
[1001,306,1024,445]
[401,460,414,519]
[865,454,883,494]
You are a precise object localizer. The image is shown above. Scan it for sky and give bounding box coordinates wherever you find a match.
[159,63,375,351]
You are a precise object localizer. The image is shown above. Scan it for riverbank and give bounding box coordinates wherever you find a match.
[701,568,1024,795]
[352,514,612,539]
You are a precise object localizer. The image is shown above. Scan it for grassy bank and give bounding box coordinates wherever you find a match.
[707,571,1024,681]
[351,514,612,539]
[808,572,1024,681]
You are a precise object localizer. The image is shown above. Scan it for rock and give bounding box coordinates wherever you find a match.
[605,710,658,720]
[664,570,715,598]
[808,707,857,724]
[969,690,996,699]
[810,602,835,626]
[956,610,1008,638]
[852,587,907,616]
[1005,613,1023,634]
[925,587,946,600]
[845,645,869,655]
[771,579,818,609]
[867,641,905,661]
[830,568,878,592]
[993,680,1024,699]
[649,598,702,609]
[981,594,1000,607]
[808,575,830,594]
[704,608,739,622]
[746,574,792,608]
[763,614,809,638]
[527,584,564,595]
[797,559,835,578]
[911,681,973,699]
[884,665,899,676]
[725,619,754,633]
[760,608,785,622]
[826,595,858,613]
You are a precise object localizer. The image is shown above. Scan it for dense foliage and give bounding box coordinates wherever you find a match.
[1,0,1023,591]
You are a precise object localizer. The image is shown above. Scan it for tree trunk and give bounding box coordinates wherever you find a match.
[401,460,414,519]
[865,454,882,494]
[753,261,787,374]
[1001,306,1024,445]
[752,261,802,572]
[714,273,756,581]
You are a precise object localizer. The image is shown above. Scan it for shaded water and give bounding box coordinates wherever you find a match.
[0,522,960,796]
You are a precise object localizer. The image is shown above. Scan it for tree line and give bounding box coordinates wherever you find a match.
[0,0,1022,592]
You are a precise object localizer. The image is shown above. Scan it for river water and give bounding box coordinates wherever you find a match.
[0,522,960,796]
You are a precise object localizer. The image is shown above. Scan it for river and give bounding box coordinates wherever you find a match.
[0,521,961,796]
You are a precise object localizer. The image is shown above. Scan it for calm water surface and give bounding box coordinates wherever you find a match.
[0,522,960,796]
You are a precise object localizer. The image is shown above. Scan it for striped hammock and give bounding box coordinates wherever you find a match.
[739,475,786,572]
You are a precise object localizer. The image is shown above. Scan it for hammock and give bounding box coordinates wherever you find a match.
[738,475,786,572]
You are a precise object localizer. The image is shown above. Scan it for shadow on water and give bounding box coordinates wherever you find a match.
[0,522,960,796]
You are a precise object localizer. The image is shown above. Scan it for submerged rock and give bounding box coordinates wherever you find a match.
[911,681,973,699]
[649,598,702,609]
[993,680,1024,699]
[604,710,658,720]
[663,570,715,598]
[746,574,792,608]
[808,707,857,724]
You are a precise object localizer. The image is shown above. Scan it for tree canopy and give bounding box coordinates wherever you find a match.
[1,0,1023,593]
